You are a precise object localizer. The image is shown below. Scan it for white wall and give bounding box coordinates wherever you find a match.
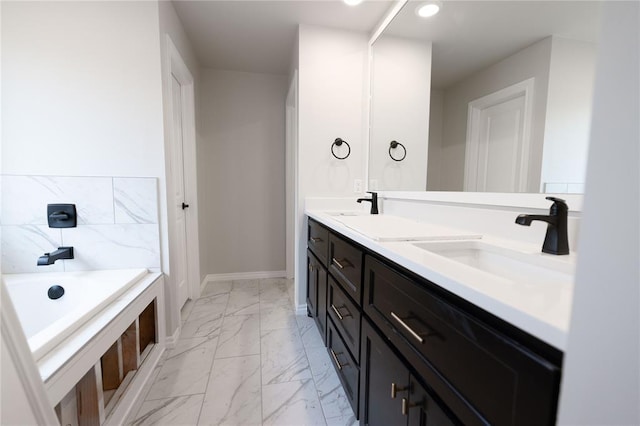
[369,36,431,191]
[2,1,165,185]
[427,89,444,190]
[541,37,596,192]
[199,69,287,276]
[438,37,553,192]
[557,2,639,423]
[2,0,166,256]
[296,25,369,308]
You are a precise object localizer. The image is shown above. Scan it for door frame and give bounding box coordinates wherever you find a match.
[164,36,201,314]
[285,71,298,281]
[464,78,535,192]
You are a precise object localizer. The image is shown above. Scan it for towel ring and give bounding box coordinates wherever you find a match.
[331,138,351,160]
[389,140,407,162]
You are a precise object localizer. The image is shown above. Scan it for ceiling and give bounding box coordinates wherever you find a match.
[382,0,602,88]
[172,0,393,75]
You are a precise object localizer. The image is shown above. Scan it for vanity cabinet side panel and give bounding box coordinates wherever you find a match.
[307,250,328,344]
[307,250,318,317]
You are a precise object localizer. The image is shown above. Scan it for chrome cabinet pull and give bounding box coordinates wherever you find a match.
[332,257,352,269]
[391,382,408,399]
[390,312,424,344]
[310,237,322,243]
[331,304,351,320]
[401,398,421,416]
[330,349,348,370]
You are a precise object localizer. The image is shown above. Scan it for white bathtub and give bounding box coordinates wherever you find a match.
[3,268,147,361]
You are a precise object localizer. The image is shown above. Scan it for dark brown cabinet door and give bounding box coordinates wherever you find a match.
[307,250,328,344]
[316,263,327,343]
[407,377,456,426]
[360,318,409,426]
[306,250,318,317]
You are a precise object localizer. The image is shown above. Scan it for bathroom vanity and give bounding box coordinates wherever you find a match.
[306,214,566,425]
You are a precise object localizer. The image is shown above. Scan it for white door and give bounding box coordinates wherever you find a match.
[170,74,190,309]
[464,79,534,192]
[476,95,526,192]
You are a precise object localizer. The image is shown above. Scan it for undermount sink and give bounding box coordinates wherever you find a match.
[412,240,573,286]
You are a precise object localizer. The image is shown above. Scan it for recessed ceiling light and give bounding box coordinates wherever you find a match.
[416,1,442,18]
[344,0,364,6]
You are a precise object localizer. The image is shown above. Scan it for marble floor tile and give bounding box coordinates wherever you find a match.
[261,327,312,385]
[260,279,291,302]
[137,275,355,426]
[202,280,233,296]
[297,314,325,349]
[262,379,326,426]
[226,290,260,316]
[192,292,229,311]
[132,394,204,426]
[199,355,262,426]
[180,304,226,340]
[215,314,261,359]
[325,413,358,426]
[260,305,298,331]
[146,336,217,400]
[261,327,304,355]
[232,279,261,293]
[262,347,312,385]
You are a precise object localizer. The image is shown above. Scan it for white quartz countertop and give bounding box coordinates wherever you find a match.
[307,210,576,350]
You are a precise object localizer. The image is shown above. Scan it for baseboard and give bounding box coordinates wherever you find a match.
[295,303,308,316]
[202,270,287,285]
[165,326,180,349]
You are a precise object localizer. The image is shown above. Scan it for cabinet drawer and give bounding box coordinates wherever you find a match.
[328,233,363,305]
[327,275,361,361]
[327,319,359,417]
[308,219,329,265]
[364,255,560,426]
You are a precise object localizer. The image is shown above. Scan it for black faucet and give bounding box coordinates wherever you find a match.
[38,247,74,266]
[357,191,379,214]
[515,197,569,255]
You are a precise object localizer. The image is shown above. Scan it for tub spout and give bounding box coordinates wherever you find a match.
[38,247,74,266]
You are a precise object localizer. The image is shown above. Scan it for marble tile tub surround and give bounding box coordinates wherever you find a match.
[133,278,357,426]
[1,175,160,273]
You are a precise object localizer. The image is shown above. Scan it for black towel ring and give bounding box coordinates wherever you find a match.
[331,138,351,160]
[389,140,407,162]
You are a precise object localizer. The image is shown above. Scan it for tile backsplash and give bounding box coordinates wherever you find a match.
[1,175,161,274]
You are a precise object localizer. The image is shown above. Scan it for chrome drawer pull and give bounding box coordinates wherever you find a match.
[310,237,322,243]
[332,257,352,269]
[331,304,352,320]
[391,312,424,344]
[391,382,408,399]
[330,349,348,370]
[401,398,421,416]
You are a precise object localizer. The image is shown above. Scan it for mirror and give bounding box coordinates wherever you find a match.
[369,0,601,193]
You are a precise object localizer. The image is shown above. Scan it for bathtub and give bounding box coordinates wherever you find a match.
[3,268,148,361]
